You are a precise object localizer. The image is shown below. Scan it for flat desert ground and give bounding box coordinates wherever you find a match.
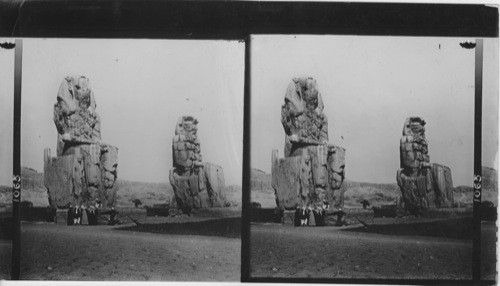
[0,210,241,281]
[249,216,496,281]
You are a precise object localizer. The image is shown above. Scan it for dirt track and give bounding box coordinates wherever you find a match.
[0,238,10,279]
[0,216,495,281]
[249,219,496,280]
[2,221,240,281]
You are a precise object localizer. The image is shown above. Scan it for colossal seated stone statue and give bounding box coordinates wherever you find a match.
[169,116,227,214]
[272,77,346,224]
[396,117,454,214]
[44,76,118,209]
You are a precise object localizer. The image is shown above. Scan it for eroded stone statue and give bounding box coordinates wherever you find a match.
[396,117,454,214]
[44,76,118,209]
[272,77,346,225]
[169,116,227,214]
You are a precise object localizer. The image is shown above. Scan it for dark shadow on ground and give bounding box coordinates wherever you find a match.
[481,221,497,280]
[116,217,241,238]
[344,217,473,240]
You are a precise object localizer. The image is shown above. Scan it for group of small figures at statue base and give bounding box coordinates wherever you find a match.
[66,203,100,226]
[66,200,118,226]
[290,201,348,227]
[294,200,330,227]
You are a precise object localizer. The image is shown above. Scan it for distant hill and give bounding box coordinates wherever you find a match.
[250,168,400,208]
[5,165,495,209]
[453,185,474,207]
[115,179,173,208]
[453,166,498,206]
[226,185,242,207]
[0,167,52,207]
[0,168,174,208]
[251,166,498,208]
[21,167,44,185]
[18,167,49,206]
[0,185,11,207]
[482,166,498,194]
[250,168,272,191]
[341,179,400,208]
[5,166,242,209]
[118,181,242,209]
[481,166,498,206]
[250,169,275,208]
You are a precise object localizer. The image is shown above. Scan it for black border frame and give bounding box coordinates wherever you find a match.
[11,38,22,281]
[0,1,498,38]
[2,1,498,284]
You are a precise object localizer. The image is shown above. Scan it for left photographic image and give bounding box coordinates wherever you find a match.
[0,38,15,279]
[14,38,244,280]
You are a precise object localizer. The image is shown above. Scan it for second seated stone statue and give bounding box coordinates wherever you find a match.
[272,77,346,226]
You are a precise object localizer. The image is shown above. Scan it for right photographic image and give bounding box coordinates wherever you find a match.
[248,35,498,281]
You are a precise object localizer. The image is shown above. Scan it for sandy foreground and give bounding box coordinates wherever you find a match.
[1,220,240,281]
[249,219,496,281]
[1,214,496,282]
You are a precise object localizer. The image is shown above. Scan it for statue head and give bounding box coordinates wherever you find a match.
[403,117,426,137]
[301,77,320,111]
[73,77,92,110]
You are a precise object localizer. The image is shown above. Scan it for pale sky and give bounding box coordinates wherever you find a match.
[0,36,498,187]
[250,35,498,187]
[18,39,244,186]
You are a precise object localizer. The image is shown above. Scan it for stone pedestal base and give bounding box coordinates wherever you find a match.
[43,143,118,209]
[397,163,454,214]
[271,144,345,210]
[169,162,228,214]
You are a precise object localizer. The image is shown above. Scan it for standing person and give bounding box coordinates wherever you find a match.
[74,206,80,225]
[294,205,302,227]
[91,205,98,225]
[109,207,118,225]
[88,206,95,225]
[81,205,89,225]
[67,204,74,226]
[313,205,326,226]
[335,207,346,226]
[94,203,100,225]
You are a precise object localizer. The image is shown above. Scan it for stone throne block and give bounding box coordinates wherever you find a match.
[44,144,118,209]
[271,77,346,225]
[43,76,118,209]
[272,144,345,211]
